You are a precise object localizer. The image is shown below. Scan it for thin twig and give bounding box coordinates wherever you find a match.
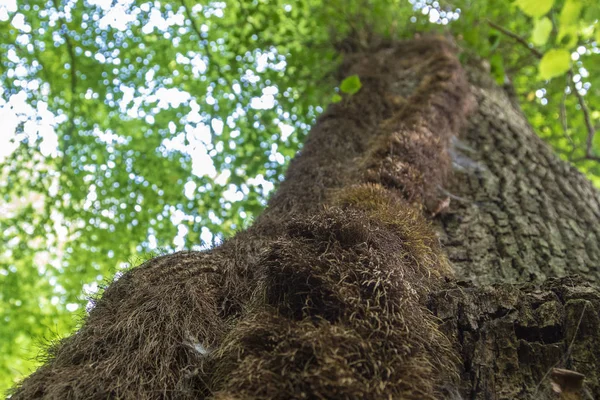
[568,70,598,161]
[488,20,598,162]
[559,77,576,160]
[48,0,78,184]
[487,20,543,59]
[51,0,77,125]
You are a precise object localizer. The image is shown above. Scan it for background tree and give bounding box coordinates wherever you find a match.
[1,0,599,396]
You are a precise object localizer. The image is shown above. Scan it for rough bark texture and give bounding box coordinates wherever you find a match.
[10,36,600,400]
[430,64,600,399]
[437,68,600,285]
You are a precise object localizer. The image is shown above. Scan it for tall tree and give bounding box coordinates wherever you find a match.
[9,33,600,399]
[2,0,600,397]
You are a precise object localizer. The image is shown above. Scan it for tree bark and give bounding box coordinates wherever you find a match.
[10,36,600,400]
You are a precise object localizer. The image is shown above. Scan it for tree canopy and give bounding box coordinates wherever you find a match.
[1,0,599,393]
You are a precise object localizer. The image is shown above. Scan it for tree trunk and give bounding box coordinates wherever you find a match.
[10,36,600,400]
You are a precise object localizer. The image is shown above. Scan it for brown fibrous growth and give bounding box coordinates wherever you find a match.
[11,36,474,399]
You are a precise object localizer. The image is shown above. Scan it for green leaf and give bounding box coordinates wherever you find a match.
[340,75,362,95]
[516,0,555,18]
[538,49,571,80]
[559,0,583,28]
[489,53,505,84]
[557,26,578,48]
[531,17,553,45]
[331,94,342,103]
[488,32,501,50]
[462,28,480,46]
[556,0,583,48]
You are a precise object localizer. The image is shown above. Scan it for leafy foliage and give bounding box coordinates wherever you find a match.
[340,74,362,94]
[0,0,598,393]
[539,48,571,79]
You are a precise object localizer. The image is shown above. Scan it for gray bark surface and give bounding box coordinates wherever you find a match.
[438,69,600,285]
[432,68,600,399]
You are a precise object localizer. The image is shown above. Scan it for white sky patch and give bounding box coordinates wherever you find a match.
[269,151,285,165]
[241,69,260,84]
[11,12,31,33]
[190,54,208,76]
[250,85,279,110]
[255,49,286,73]
[200,226,213,247]
[184,180,197,199]
[83,281,99,296]
[428,8,440,23]
[0,0,17,22]
[202,2,225,18]
[0,89,61,161]
[183,123,217,178]
[142,5,184,34]
[148,233,158,250]
[248,174,275,195]
[162,132,187,153]
[250,95,275,110]
[263,86,278,96]
[119,84,136,112]
[38,124,59,157]
[185,100,202,123]
[95,128,130,145]
[98,3,137,31]
[173,223,188,250]
[155,87,190,109]
[223,184,244,202]
[211,118,223,135]
[186,122,211,145]
[214,169,230,185]
[279,123,294,141]
[191,147,216,178]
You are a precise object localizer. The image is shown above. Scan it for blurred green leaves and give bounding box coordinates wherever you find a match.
[539,49,571,79]
[516,0,555,18]
[531,17,552,45]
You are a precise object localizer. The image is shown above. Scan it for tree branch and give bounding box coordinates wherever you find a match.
[568,70,598,162]
[51,0,77,125]
[488,20,598,163]
[487,20,543,59]
[560,76,576,160]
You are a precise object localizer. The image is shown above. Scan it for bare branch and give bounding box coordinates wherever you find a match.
[488,20,598,163]
[559,77,575,160]
[51,0,77,118]
[487,20,543,59]
[568,70,598,161]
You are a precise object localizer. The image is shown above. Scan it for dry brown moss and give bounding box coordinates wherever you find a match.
[9,252,227,399]
[209,190,457,399]
[332,183,452,278]
[11,36,473,400]
[361,37,474,206]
